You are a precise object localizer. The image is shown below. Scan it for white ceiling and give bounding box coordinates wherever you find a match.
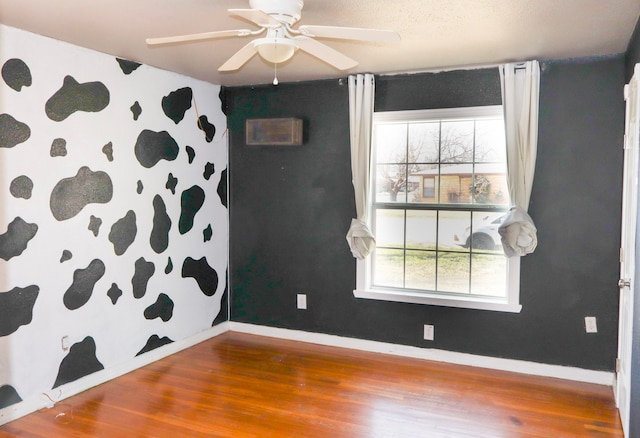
[1,0,639,87]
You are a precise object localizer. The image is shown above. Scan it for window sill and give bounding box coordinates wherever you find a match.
[353,288,523,313]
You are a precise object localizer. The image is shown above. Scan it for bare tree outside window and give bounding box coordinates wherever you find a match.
[375,120,497,203]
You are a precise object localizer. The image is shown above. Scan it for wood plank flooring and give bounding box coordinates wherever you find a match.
[0,331,623,437]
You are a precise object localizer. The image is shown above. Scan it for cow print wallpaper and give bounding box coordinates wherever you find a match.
[0,25,228,413]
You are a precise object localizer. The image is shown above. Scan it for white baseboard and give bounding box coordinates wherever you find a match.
[229,322,615,386]
[1,320,615,427]
[0,322,229,426]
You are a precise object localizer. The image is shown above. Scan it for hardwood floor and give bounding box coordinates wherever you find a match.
[0,332,623,437]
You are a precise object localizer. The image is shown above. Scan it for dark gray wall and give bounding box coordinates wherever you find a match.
[626,15,640,438]
[225,57,624,371]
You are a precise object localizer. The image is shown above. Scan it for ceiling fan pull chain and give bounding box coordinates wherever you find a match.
[273,43,279,85]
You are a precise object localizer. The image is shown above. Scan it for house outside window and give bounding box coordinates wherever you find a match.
[354,106,521,312]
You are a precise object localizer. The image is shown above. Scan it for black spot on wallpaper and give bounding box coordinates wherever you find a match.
[0,385,23,409]
[102,142,114,162]
[88,215,102,237]
[203,162,215,180]
[0,217,38,261]
[198,115,215,142]
[179,185,205,234]
[134,130,179,168]
[2,58,31,92]
[186,146,195,164]
[181,257,218,297]
[10,175,33,199]
[151,195,171,254]
[108,210,137,256]
[50,167,113,221]
[60,250,73,263]
[219,87,228,116]
[107,283,122,305]
[162,87,192,124]
[53,337,104,388]
[166,173,178,195]
[212,272,229,327]
[218,168,228,208]
[0,285,39,336]
[45,75,110,122]
[50,138,67,157]
[203,224,212,242]
[144,293,174,322]
[130,101,142,120]
[165,257,173,274]
[137,180,144,194]
[132,257,155,299]
[0,113,31,149]
[116,58,141,75]
[63,259,106,310]
[136,335,173,356]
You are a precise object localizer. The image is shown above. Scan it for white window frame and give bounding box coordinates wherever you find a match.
[353,106,522,313]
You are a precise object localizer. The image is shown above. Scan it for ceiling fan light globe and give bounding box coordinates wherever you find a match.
[254,38,297,64]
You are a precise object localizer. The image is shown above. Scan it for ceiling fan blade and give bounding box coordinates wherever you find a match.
[218,41,259,72]
[293,36,358,70]
[298,25,400,44]
[146,29,254,46]
[229,9,282,27]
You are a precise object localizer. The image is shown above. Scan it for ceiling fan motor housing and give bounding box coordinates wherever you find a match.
[249,0,303,25]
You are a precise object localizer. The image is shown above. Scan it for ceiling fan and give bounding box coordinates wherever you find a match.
[146,0,400,80]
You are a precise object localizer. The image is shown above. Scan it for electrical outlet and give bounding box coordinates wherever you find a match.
[297,293,307,310]
[585,316,598,333]
[423,324,435,341]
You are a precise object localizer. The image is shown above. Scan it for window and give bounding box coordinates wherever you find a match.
[354,106,521,312]
[422,177,435,198]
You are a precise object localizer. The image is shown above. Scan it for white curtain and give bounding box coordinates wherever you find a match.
[346,73,376,259]
[498,61,540,257]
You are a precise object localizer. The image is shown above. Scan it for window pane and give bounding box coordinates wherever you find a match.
[471,254,507,297]
[409,164,438,204]
[375,123,407,163]
[469,211,504,253]
[440,120,474,163]
[475,119,506,163]
[478,171,509,206]
[406,210,437,250]
[375,209,404,248]
[376,164,407,203]
[438,163,473,204]
[471,163,509,206]
[439,210,471,252]
[372,248,404,288]
[437,252,470,293]
[405,250,436,290]
[408,122,439,163]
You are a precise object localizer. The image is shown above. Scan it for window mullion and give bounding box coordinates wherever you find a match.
[469,120,476,294]
[434,120,442,291]
[434,210,440,292]
[403,124,409,289]
[403,210,407,289]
